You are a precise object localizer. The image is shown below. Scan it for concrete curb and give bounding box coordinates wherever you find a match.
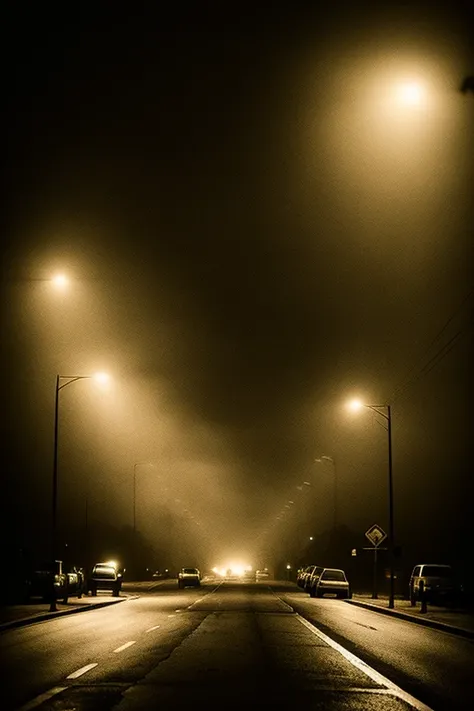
[0,595,138,632]
[345,598,474,639]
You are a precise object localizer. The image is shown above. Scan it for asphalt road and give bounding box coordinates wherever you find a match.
[279,584,474,711]
[0,579,471,710]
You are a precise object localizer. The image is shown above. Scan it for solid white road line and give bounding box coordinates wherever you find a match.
[296,614,434,711]
[66,663,98,679]
[16,687,67,711]
[113,641,136,653]
[145,624,161,633]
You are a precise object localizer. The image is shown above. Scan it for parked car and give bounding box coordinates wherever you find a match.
[296,568,307,588]
[28,560,69,603]
[66,566,86,598]
[307,566,324,597]
[255,569,270,581]
[301,565,320,592]
[312,568,351,599]
[178,567,201,588]
[409,564,460,605]
[87,562,122,596]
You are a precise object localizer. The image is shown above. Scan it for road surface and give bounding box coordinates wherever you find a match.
[1,579,472,710]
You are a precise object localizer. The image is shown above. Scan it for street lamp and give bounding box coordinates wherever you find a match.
[396,81,424,106]
[347,398,395,609]
[51,273,69,290]
[51,371,109,609]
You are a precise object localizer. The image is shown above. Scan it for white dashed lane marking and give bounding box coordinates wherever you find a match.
[145,624,161,633]
[66,663,98,679]
[113,641,137,653]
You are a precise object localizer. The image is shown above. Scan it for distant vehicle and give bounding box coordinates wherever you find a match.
[409,564,459,605]
[178,567,201,588]
[152,569,170,579]
[312,568,351,599]
[28,560,69,603]
[243,569,256,581]
[255,569,270,581]
[87,563,122,597]
[307,566,324,597]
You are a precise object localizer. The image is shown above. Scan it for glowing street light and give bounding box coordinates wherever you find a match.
[51,273,69,289]
[396,81,424,106]
[347,398,395,609]
[51,372,109,610]
[348,398,364,412]
[94,372,109,385]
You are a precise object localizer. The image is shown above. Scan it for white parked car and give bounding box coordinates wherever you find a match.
[312,568,351,599]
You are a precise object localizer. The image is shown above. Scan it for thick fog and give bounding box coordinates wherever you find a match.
[3,1,473,575]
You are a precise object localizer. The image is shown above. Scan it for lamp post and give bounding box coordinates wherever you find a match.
[51,372,108,610]
[348,399,395,609]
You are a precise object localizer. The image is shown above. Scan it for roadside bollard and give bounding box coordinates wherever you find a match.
[419,580,427,614]
[49,581,58,612]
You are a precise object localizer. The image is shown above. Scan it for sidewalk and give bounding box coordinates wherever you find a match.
[0,581,173,632]
[347,594,474,638]
[0,593,131,631]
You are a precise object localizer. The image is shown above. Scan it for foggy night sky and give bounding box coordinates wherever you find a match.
[3,1,473,571]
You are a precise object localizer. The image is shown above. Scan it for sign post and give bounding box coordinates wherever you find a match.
[364,524,388,600]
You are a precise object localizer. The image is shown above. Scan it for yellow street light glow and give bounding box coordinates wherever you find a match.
[396,81,424,106]
[52,273,69,289]
[348,398,364,411]
[93,372,109,384]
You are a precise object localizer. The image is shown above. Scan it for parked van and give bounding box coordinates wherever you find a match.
[409,564,459,605]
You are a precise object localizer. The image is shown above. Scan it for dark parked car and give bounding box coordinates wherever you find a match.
[87,563,122,596]
[308,566,324,597]
[178,567,201,588]
[300,565,319,592]
[409,564,460,605]
[66,566,86,598]
[28,560,69,603]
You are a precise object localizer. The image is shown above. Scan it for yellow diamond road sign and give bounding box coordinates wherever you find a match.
[365,524,387,547]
